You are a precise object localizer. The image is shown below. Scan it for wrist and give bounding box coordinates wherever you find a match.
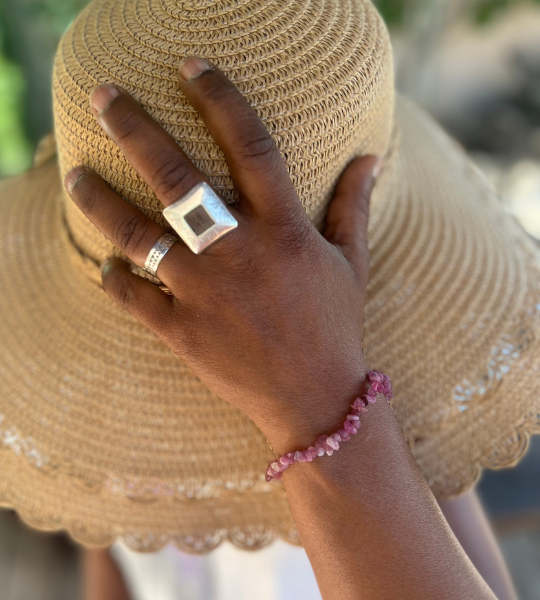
[259,364,373,458]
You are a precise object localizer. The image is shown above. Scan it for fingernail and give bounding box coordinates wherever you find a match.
[102,259,115,276]
[64,166,87,193]
[90,84,120,114]
[179,56,213,82]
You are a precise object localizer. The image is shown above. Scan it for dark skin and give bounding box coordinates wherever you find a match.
[65,56,498,599]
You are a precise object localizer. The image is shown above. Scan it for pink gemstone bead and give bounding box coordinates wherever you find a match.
[266,468,277,481]
[326,436,339,450]
[279,456,293,468]
[371,381,384,394]
[314,443,325,457]
[351,398,365,410]
[265,369,392,481]
[343,420,356,434]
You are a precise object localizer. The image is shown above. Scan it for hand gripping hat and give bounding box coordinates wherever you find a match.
[1,0,539,554]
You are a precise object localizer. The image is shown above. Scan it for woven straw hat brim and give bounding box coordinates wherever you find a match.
[1,93,539,553]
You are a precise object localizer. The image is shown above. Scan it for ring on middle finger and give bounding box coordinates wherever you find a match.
[162,181,238,254]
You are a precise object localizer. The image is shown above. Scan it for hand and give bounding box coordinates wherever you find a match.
[64,56,381,456]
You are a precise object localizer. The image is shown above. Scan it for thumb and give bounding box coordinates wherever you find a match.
[323,154,381,288]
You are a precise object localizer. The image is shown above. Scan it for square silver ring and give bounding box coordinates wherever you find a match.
[162,181,238,254]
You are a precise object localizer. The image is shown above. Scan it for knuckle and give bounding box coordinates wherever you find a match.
[263,200,312,255]
[116,278,137,311]
[275,212,313,255]
[204,225,245,263]
[111,212,153,255]
[199,77,236,104]
[152,153,199,200]
[110,110,145,144]
[234,132,278,169]
[103,269,138,311]
[355,192,370,221]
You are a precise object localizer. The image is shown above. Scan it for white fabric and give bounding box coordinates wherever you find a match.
[111,539,323,600]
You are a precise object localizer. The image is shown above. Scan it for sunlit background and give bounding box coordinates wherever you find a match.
[1,0,540,599]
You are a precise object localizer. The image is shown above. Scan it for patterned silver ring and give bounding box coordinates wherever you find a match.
[143,233,179,277]
[162,181,238,254]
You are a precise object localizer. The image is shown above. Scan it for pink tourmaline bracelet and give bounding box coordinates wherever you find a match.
[265,370,393,482]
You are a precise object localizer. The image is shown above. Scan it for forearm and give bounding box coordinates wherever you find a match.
[438,491,518,600]
[270,393,497,600]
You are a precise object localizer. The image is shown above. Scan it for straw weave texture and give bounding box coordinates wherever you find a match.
[0,0,539,553]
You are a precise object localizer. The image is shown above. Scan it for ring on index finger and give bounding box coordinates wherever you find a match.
[162,181,238,254]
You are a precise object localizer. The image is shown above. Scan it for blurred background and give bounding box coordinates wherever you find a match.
[1,0,540,598]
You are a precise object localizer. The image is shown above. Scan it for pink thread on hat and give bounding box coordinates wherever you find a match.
[266,370,393,482]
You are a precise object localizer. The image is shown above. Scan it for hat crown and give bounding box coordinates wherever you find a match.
[53,0,395,265]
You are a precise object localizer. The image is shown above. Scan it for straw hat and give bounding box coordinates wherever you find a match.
[1,0,539,554]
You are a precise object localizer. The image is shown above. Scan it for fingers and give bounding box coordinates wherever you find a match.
[177,57,301,222]
[89,84,218,210]
[100,257,180,344]
[85,55,310,268]
[64,166,197,289]
[88,80,249,260]
[323,155,381,289]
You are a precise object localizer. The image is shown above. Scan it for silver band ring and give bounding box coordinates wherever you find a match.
[162,181,238,254]
[143,233,179,277]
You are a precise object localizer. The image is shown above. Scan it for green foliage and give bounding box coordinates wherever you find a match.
[39,0,90,36]
[373,0,409,26]
[0,0,88,177]
[471,0,540,25]
[373,0,540,27]
[0,49,32,177]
